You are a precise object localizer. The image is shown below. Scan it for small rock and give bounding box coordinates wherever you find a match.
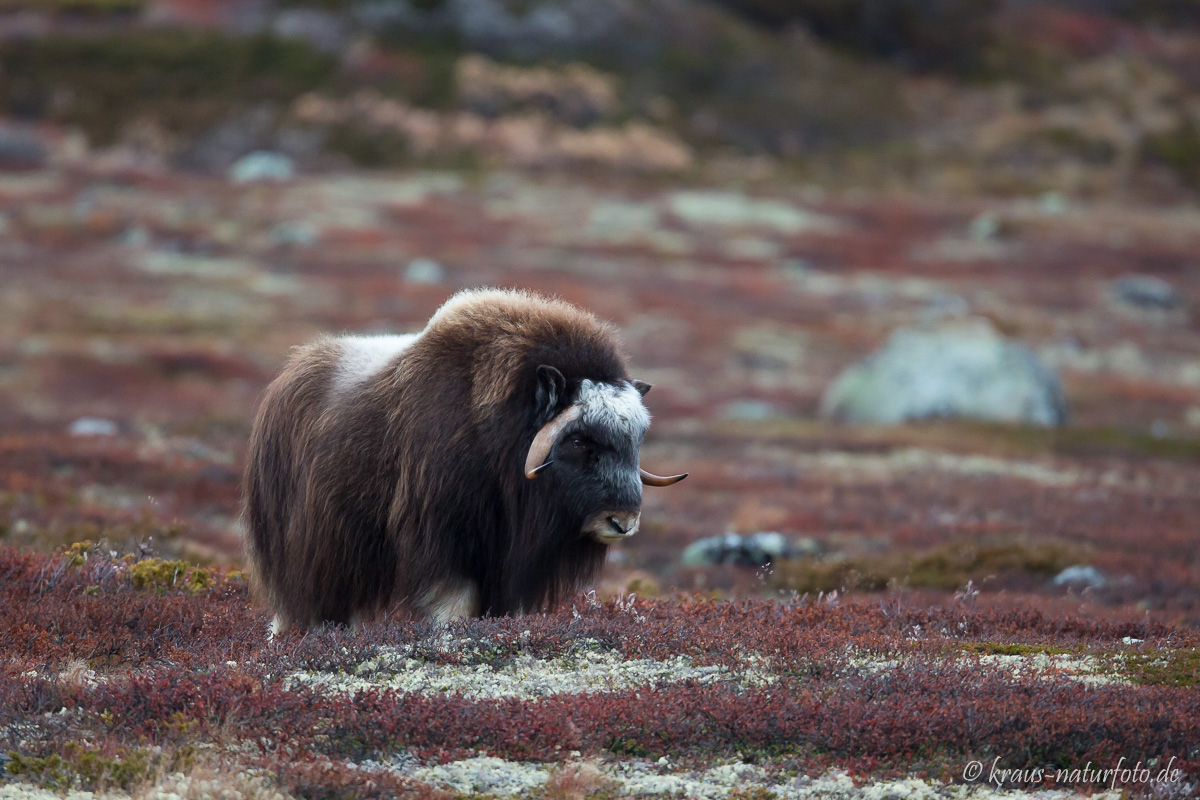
[717,399,784,421]
[1121,637,1143,645]
[272,9,349,52]
[1036,192,1068,215]
[1108,274,1186,312]
[229,150,295,183]
[820,317,1068,427]
[681,532,804,568]
[69,417,118,437]
[270,221,321,247]
[790,537,822,556]
[667,190,827,234]
[120,226,151,248]
[781,258,812,278]
[178,108,277,174]
[0,125,48,169]
[404,257,447,285]
[967,212,1000,241]
[682,533,737,568]
[747,531,789,561]
[1051,565,1107,591]
[921,293,970,322]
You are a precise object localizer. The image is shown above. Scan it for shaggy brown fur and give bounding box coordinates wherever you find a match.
[243,289,635,629]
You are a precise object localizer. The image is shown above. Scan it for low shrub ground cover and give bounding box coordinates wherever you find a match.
[1,546,1196,798]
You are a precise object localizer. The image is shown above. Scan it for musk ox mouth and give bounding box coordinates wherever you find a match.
[586,510,640,544]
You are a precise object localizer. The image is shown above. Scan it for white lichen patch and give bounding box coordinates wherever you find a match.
[974,653,1131,687]
[808,448,1084,487]
[133,770,296,800]
[779,772,1122,800]
[401,759,1127,799]
[845,648,1130,687]
[412,757,550,796]
[287,648,766,700]
[0,785,127,800]
[0,770,297,800]
[611,760,771,799]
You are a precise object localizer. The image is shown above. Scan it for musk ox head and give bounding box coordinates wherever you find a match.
[523,368,685,545]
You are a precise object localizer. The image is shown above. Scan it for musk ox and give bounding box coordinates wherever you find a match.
[244,288,686,631]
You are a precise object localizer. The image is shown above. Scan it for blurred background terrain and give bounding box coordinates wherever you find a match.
[2,0,1200,626]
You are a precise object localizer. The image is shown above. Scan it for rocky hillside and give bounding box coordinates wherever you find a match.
[1,0,1200,199]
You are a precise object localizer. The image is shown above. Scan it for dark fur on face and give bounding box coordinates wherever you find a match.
[243,289,653,630]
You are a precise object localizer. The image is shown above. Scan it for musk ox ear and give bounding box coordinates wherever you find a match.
[632,379,652,397]
[535,365,567,421]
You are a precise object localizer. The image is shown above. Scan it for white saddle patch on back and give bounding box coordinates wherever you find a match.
[333,333,420,394]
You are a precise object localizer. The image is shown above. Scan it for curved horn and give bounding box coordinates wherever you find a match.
[525,404,583,479]
[640,468,688,487]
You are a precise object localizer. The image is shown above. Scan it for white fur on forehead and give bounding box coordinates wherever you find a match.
[575,379,650,440]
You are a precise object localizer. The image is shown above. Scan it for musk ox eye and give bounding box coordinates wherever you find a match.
[571,437,586,449]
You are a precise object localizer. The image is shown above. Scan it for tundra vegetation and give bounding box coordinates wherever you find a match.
[1,545,1198,798]
[2,1,1200,797]
[3,161,1200,796]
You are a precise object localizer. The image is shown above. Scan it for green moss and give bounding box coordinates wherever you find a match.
[1036,126,1117,165]
[129,558,211,594]
[774,540,1078,594]
[185,567,213,594]
[1050,425,1200,462]
[325,124,412,168]
[6,744,193,792]
[729,789,779,800]
[712,419,1200,463]
[6,752,69,790]
[1124,648,1200,688]
[606,737,651,757]
[909,541,1073,589]
[772,558,888,594]
[0,0,145,13]
[324,121,484,170]
[0,31,338,145]
[61,539,93,568]
[1142,121,1200,190]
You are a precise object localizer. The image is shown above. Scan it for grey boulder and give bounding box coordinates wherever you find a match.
[820,318,1067,427]
[681,532,811,568]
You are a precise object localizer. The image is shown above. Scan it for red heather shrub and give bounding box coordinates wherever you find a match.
[3,546,1199,791]
[271,758,454,800]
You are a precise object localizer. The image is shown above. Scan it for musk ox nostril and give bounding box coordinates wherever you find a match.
[607,512,639,535]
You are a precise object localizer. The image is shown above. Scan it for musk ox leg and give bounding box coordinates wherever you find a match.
[420,580,480,624]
